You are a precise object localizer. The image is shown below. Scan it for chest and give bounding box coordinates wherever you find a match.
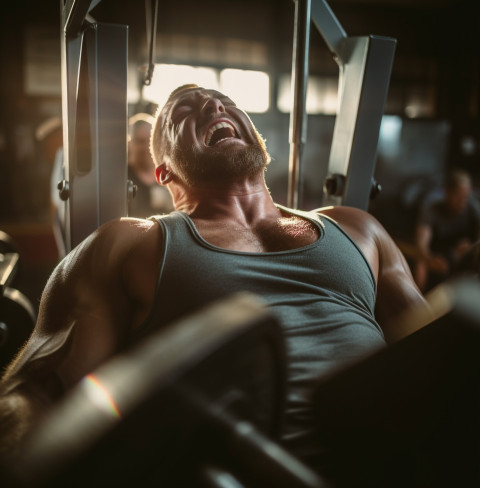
[193,216,320,253]
[135,216,377,339]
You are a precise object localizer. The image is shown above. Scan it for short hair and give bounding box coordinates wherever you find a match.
[150,84,201,167]
[167,84,200,100]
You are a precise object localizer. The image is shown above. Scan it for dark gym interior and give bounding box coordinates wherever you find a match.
[0,1,479,486]
[0,0,478,308]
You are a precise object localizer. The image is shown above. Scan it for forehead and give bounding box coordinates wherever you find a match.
[175,87,232,103]
[164,88,235,116]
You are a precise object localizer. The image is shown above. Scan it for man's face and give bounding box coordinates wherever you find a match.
[159,88,270,186]
[129,123,153,167]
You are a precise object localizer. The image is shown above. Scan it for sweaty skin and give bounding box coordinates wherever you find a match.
[0,86,429,461]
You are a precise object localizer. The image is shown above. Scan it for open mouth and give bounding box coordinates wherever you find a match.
[204,120,239,146]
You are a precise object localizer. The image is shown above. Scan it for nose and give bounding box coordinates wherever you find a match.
[200,96,225,116]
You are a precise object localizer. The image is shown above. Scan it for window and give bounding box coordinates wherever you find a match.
[142,64,219,108]
[142,64,270,113]
[220,69,269,113]
[277,74,338,115]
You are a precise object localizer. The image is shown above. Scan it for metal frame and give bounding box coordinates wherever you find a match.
[288,0,311,210]
[288,0,396,210]
[59,0,393,249]
[60,0,128,252]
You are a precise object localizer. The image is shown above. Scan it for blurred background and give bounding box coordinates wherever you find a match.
[0,0,478,310]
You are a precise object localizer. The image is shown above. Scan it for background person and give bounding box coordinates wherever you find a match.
[414,169,480,291]
[127,113,174,217]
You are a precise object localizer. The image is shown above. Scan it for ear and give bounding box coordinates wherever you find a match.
[155,164,173,185]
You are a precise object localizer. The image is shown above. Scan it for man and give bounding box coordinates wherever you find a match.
[0,84,428,470]
[127,113,174,217]
[415,169,480,292]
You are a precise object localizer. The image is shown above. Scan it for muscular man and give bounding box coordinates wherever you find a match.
[415,170,480,292]
[0,84,428,469]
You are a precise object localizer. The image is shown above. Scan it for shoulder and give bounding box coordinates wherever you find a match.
[316,205,384,241]
[88,217,160,254]
[94,216,159,240]
[316,204,371,221]
[51,218,161,289]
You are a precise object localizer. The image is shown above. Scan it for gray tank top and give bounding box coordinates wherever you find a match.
[136,206,386,466]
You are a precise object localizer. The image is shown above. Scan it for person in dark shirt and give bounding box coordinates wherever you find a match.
[415,169,480,291]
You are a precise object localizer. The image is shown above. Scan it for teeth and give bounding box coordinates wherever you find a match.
[205,121,236,145]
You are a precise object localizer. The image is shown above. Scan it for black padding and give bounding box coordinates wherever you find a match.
[0,286,36,371]
[13,292,327,488]
[313,278,480,488]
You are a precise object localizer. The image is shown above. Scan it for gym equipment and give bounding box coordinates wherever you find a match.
[0,231,19,256]
[288,0,396,210]
[0,233,36,371]
[58,0,397,249]
[0,283,36,371]
[11,293,329,488]
[313,278,480,488]
[59,0,128,252]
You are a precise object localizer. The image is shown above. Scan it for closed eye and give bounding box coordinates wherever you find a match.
[171,105,193,130]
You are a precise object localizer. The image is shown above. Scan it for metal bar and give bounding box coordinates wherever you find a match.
[287,0,311,209]
[60,0,128,251]
[67,23,128,249]
[310,0,346,54]
[0,253,19,292]
[144,0,159,86]
[63,0,94,37]
[322,35,396,209]
[60,0,83,251]
[306,0,396,210]
[340,36,396,209]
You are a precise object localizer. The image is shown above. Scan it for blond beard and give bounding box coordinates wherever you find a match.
[172,142,269,187]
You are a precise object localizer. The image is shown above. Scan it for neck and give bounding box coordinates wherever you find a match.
[170,176,281,225]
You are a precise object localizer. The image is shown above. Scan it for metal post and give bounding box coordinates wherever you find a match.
[310,0,396,210]
[60,0,128,252]
[323,35,396,209]
[287,0,396,210]
[287,0,311,209]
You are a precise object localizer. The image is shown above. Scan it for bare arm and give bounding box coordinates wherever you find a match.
[0,218,154,460]
[372,218,431,342]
